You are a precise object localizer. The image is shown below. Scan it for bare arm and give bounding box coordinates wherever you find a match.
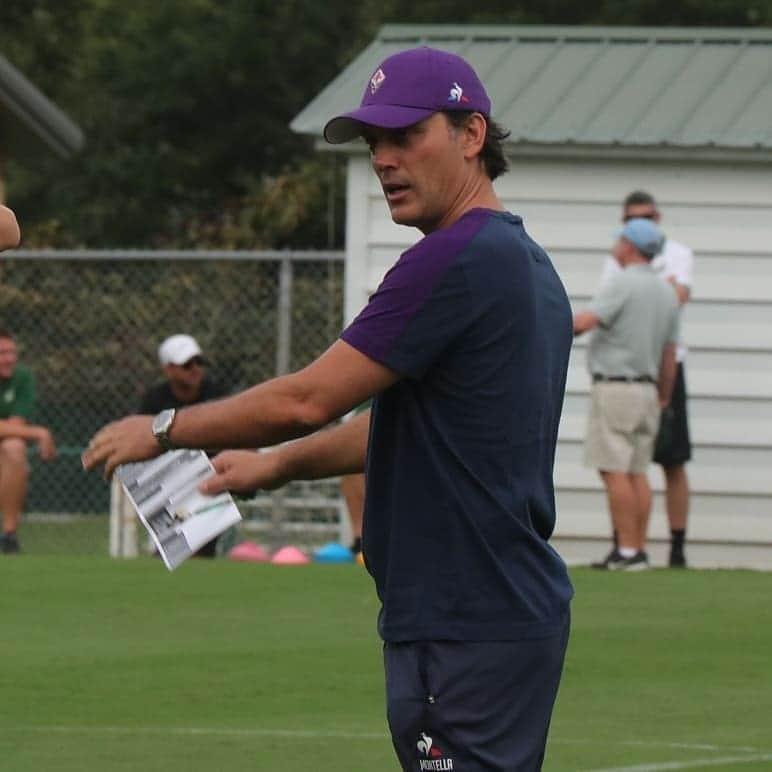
[668,278,690,306]
[657,342,677,408]
[169,340,390,449]
[573,310,600,336]
[200,410,370,496]
[0,205,21,250]
[83,339,398,477]
[0,417,57,460]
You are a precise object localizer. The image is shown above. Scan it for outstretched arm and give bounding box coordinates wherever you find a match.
[83,339,398,478]
[573,310,599,336]
[0,205,21,250]
[200,410,370,496]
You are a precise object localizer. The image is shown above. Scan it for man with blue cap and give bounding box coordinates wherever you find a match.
[574,217,680,571]
[84,46,573,770]
[600,191,695,568]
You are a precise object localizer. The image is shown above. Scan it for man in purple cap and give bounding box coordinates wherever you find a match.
[84,46,573,770]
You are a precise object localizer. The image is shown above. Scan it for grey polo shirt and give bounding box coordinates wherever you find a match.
[588,263,679,380]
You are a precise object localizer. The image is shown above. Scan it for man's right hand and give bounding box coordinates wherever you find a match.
[201,449,289,496]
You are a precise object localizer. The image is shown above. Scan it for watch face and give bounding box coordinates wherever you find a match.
[153,409,175,436]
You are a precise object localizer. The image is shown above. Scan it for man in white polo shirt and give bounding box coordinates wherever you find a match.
[575,218,679,570]
[599,191,694,567]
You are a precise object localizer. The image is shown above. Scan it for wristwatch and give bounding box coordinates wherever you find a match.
[152,408,177,451]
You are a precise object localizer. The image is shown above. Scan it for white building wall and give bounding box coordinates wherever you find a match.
[344,153,772,549]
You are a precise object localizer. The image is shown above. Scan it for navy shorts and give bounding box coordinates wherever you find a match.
[383,613,570,771]
[653,363,691,467]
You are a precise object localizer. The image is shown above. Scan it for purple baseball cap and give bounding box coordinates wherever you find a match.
[324,46,491,144]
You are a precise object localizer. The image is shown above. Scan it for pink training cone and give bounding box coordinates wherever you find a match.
[228,541,270,563]
[271,545,310,565]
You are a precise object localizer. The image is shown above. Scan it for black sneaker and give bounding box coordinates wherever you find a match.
[1,532,21,554]
[609,551,649,571]
[669,550,687,568]
[591,549,624,570]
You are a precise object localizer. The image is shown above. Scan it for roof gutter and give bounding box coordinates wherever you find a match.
[0,53,84,158]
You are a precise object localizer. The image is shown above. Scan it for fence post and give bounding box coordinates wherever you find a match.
[276,256,293,377]
[272,257,294,541]
[109,477,138,558]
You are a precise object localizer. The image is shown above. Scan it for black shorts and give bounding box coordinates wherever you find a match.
[383,613,570,771]
[653,363,692,467]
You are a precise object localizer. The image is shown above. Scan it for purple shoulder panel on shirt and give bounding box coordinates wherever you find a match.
[341,210,490,366]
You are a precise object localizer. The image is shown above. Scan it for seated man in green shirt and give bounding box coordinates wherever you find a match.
[0,327,57,553]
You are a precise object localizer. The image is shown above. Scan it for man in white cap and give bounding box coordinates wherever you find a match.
[139,334,228,557]
[140,334,226,415]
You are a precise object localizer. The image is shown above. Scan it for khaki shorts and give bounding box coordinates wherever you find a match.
[584,382,660,473]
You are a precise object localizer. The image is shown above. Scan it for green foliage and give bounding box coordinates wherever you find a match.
[2,1,357,247]
[359,0,772,25]
[2,1,771,246]
[161,156,343,249]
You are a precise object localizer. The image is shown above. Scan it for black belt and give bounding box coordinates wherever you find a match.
[593,374,655,384]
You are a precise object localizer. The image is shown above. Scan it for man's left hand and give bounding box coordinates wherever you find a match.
[82,415,160,478]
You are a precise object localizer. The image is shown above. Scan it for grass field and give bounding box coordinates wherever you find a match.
[1,556,771,771]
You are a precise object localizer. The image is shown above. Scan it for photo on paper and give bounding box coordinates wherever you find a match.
[115,449,242,570]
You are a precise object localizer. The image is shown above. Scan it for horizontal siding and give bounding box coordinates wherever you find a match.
[560,392,772,448]
[508,158,772,544]
[556,489,772,544]
[556,251,772,303]
[347,155,772,547]
[566,350,772,401]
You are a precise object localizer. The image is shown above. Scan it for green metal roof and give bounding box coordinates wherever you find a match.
[0,53,84,159]
[291,25,772,153]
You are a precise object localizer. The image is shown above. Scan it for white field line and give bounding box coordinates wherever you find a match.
[586,754,772,772]
[551,739,762,754]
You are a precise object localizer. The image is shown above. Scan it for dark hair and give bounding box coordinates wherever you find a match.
[624,190,657,209]
[444,112,510,181]
[0,325,13,340]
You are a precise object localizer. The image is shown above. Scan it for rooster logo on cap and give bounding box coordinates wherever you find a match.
[448,82,469,104]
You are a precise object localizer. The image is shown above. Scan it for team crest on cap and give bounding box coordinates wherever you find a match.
[448,82,470,104]
[370,67,386,94]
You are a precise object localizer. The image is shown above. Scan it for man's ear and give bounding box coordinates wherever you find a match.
[462,113,487,159]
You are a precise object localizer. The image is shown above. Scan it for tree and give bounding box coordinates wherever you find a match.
[3,0,361,246]
[2,0,770,247]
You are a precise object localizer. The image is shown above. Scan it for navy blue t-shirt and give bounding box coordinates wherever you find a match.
[342,209,574,642]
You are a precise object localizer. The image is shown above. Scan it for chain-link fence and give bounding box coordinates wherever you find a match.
[1,249,347,555]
